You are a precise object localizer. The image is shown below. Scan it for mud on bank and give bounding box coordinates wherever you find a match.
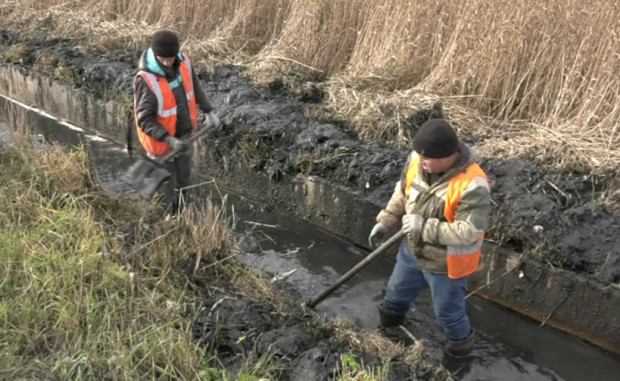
[0,129,451,379]
[2,25,620,357]
[2,29,617,285]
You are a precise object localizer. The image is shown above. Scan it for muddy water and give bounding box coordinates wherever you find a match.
[1,97,620,381]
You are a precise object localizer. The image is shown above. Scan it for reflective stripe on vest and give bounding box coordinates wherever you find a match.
[135,57,198,156]
[404,154,421,202]
[180,55,198,131]
[141,71,178,118]
[403,155,490,279]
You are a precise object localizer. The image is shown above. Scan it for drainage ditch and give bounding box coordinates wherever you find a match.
[1,88,619,380]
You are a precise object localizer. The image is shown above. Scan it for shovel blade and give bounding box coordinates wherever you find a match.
[123,158,172,200]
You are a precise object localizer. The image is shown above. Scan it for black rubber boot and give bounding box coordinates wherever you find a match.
[378,305,406,328]
[446,329,475,358]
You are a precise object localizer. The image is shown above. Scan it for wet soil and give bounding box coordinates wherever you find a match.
[3,109,620,380]
[204,68,620,284]
[191,292,440,380]
[1,23,620,361]
[1,30,618,286]
[2,28,619,278]
[0,120,451,380]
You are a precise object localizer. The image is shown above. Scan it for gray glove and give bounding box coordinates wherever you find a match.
[368,222,389,249]
[402,214,424,236]
[164,135,187,151]
[205,111,220,129]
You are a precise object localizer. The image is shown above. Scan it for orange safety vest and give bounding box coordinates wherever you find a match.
[404,155,490,279]
[134,55,198,156]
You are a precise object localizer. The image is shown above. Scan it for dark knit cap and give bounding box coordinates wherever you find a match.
[151,30,180,57]
[412,119,459,158]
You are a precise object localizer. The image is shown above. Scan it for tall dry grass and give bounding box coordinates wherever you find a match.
[3,0,620,169]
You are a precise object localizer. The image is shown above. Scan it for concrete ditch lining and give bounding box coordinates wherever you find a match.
[1,64,618,355]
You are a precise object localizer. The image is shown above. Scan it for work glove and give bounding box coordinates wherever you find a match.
[205,111,220,129]
[164,135,187,152]
[368,222,389,249]
[402,214,425,237]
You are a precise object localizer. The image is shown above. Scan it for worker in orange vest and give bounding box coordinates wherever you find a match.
[133,29,219,209]
[368,119,491,357]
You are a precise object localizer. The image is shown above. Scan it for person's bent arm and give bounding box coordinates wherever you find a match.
[192,69,214,114]
[376,158,413,228]
[421,176,490,246]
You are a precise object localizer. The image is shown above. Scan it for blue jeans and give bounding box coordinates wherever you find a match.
[382,240,471,341]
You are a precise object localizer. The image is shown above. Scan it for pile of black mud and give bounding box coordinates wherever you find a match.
[0,30,618,285]
[192,292,448,380]
[203,65,620,284]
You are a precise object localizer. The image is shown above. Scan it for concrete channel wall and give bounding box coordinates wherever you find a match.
[1,64,618,355]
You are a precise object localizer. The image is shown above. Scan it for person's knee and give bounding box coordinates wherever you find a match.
[435,300,466,322]
[438,311,468,330]
[385,278,413,309]
[434,301,470,341]
[430,278,467,315]
[176,179,190,189]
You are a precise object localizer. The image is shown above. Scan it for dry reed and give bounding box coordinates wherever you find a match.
[2,0,619,171]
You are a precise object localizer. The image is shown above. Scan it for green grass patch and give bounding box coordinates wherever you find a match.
[0,143,231,380]
[0,139,448,380]
[337,353,389,381]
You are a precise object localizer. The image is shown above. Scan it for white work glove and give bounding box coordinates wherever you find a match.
[205,111,220,129]
[164,135,187,151]
[402,214,425,236]
[368,222,389,249]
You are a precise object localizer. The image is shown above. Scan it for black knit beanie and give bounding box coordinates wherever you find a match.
[412,119,459,158]
[151,30,180,57]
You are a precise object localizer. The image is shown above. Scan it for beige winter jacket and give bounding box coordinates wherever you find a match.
[376,143,491,274]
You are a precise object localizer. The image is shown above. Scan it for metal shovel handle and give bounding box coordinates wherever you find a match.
[305,230,405,308]
[161,124,215,162]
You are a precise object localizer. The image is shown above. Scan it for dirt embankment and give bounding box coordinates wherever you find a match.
[0,134,454,379]
[206,65,620,284]
[191,291,449,380]
[211,65,620,282]
[208,73,620,285]
[1,29,618,285]
[0,30,457,380]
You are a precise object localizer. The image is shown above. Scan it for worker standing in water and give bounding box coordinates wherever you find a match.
[368,119,491,357]
[133,29,219,209]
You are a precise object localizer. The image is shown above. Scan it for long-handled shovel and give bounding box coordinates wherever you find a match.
[305,230,405,308]
[123,126,213,200]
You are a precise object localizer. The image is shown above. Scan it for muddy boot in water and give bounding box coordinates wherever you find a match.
[378,304,406,328]
[445,329,475,358]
